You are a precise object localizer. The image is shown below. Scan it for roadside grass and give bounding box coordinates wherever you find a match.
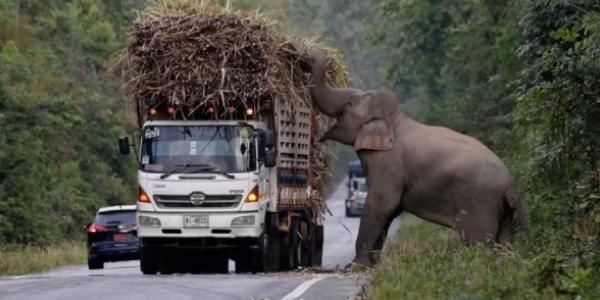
[367,215,555,300]
[0,242,86,276]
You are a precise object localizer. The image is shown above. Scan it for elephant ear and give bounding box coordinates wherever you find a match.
[354,119,393,151]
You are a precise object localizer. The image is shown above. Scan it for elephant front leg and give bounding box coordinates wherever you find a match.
[353,191,400,267]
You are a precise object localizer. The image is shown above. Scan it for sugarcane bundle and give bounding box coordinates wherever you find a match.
[123,0,346,119]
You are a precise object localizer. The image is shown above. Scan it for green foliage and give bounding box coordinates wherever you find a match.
[516,1,600,297]
[370,0,521,152]
[0,242,86,275]
[369,216,549,300]
[283,0,386,88]
[0,0,140,246]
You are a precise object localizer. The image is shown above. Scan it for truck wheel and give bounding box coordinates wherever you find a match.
[88,257,103,270]
[140,247,158,275]
[235,258,253,273]
[265,232,281,272]
[256,233,269,273]
[236,233,270,273]
[280,220,300,271]
[202,256,229,274]
[300,220,311,267]
[313,225,324,266]
[304,222,320,267]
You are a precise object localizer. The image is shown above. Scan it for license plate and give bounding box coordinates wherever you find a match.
[113,234,127,242]
[183,215,209,228]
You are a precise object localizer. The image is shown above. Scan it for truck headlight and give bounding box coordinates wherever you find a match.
[139,216,161,227]
[231,215,255,226]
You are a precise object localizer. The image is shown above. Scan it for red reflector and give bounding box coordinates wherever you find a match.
[87,224,107,233]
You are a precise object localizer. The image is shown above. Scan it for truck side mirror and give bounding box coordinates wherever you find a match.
[264,130,275,148]
[118,136,130,155]
[256,129,276,167]
[264,148,276,168]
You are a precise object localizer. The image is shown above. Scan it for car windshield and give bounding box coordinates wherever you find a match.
[96,211,136,225]
[140,125,256,173]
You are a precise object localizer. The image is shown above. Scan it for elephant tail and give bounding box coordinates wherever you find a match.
[498,186,526,243]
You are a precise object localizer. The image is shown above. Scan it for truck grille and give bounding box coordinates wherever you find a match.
[154,193,242,208]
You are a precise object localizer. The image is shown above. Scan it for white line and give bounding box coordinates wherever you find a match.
[280,276,326,300]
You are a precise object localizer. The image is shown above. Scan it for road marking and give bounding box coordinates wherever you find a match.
[280,276,325,300]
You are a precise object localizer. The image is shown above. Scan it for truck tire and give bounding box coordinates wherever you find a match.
[236,233,276,273]
[280,219,300,271]
[300,220,311,267]
[304,222,322,267]
[88,257,103,270]
[313,225,324,266]
[140,246,159,275]
[235,258,252,273]
[265,232,281,272]
[200,256,229,274]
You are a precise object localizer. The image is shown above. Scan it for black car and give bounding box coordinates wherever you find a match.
[86,205,139,269]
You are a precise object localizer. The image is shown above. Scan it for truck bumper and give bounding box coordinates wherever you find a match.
[137,211,263,239]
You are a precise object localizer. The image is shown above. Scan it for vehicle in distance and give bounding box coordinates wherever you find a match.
[86,205,139,270]
[346,177,367,217]
[346,160,366,217]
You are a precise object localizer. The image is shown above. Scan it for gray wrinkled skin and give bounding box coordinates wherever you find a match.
[308,51,524,267]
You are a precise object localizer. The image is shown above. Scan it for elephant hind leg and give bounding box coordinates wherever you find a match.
[454,214,498,245]
[496,203,521,244]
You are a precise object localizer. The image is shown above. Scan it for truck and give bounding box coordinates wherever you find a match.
[118,99,324,274]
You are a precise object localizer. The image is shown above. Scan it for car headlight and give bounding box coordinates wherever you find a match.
[139,216,161,227]
[231,215,255,226]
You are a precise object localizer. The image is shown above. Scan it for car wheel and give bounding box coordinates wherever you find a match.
[88,257,104,270]
[140,247,159,275]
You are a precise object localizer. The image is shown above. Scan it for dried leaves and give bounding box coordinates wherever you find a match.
[123,0,346,117]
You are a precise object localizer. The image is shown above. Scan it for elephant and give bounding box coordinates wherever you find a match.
[305,51,525,267]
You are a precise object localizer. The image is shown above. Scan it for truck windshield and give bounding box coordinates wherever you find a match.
[140,125,256,174]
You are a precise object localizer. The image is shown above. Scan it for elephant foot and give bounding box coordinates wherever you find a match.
[346,256,371,272]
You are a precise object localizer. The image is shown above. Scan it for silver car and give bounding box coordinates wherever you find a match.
[346,180,367,217]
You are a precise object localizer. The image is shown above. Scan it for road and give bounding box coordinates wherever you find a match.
[0,184,399,300]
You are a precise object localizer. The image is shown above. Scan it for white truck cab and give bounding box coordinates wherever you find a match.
[119,105,323,274]
[136,120,270,240]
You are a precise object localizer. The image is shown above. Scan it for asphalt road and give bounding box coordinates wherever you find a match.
[0,184,399,300]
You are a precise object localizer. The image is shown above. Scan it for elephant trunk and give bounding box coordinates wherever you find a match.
[310,52,349,117]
